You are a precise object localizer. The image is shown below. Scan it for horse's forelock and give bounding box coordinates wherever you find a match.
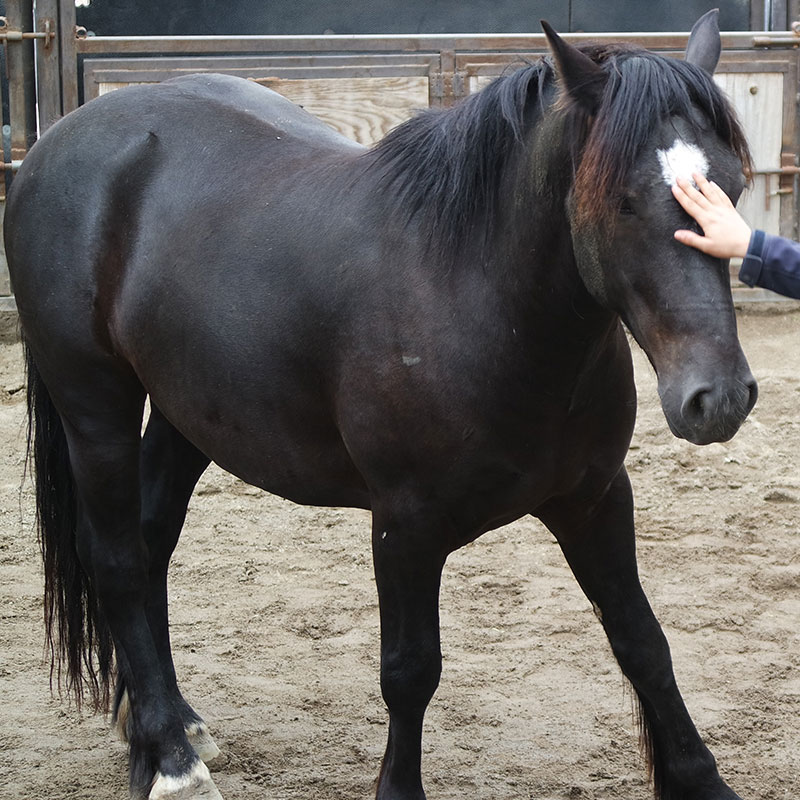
[570,48,752,229]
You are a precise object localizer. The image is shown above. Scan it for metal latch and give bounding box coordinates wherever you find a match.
[753,22,800,48]
[0,17,55,49]
[751,153,800,210]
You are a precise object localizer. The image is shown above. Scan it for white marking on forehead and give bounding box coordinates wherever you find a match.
[656,139,709,187]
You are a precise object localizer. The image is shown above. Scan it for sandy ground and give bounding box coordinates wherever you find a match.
[0,305,798,800]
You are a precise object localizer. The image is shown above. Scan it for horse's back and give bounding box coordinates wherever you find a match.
[5,73,363,331]
[6,72,361,248]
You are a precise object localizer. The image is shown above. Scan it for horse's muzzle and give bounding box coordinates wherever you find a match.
[662,374,758,445]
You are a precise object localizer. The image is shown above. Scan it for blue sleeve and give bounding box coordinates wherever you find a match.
[739,230,800,299]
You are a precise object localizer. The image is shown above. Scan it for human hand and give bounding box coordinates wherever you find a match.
[672,173,752,259]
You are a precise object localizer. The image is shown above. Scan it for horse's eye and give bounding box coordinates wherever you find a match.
[620,198,636,216]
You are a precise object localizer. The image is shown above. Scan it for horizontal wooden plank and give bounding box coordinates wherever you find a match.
[85,53,441,71]
[77,31,791,57]
[86,61,437,99]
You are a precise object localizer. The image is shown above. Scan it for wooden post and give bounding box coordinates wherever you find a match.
[36,0,62,132]
[771,0,789,28]
[4,0,37,157]
[58,0,78,114]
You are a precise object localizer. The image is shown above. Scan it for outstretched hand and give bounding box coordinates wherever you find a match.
[672,173,752,259]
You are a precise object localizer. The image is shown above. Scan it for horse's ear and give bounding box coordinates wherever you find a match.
[541,19,607,113]
[684,9,722,74]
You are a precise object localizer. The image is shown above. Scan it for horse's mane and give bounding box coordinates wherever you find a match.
[366,44,752,262]
[367,62,549,262]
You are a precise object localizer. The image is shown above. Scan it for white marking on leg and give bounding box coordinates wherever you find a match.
[115,688,130,743]
[656,139,709,187]
[186,721,222,765]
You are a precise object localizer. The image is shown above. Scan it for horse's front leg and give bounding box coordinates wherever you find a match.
[371,504,449,800]
[540,467,742,800]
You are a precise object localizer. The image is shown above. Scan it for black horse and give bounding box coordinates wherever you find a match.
[5,12,757,800]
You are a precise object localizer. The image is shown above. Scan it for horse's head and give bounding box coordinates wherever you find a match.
[543,11,757,445]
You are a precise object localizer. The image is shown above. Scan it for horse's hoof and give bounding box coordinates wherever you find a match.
[148,761,223,800]
[186,721,223,767]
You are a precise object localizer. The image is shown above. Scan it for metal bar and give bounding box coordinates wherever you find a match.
[0,29,53,43]
[752,34,800,45]
[752,166,800,173]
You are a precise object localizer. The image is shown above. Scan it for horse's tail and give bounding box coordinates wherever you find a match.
[25,341,114,711]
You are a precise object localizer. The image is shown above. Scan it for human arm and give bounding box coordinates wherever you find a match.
[738,231,800,298]
[672,172,800,299]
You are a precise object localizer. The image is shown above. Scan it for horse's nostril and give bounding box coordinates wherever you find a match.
[682,386,712,422]
[679,377,757,438]
[746,378,758,412]
[690,390,707,416]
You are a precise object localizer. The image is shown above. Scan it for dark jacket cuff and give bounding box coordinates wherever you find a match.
[738,229,766,288]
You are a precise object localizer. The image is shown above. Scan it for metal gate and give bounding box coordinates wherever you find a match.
[2,0,800,305]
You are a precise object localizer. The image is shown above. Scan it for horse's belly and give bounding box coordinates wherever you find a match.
[147,380,371,510]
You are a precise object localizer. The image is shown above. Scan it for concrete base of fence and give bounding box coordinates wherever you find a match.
[0,296,20,343]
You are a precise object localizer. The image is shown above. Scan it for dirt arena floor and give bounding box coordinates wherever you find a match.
[1,305,798,800]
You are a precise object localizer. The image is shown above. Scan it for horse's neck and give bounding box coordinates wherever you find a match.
[493,130,599,314]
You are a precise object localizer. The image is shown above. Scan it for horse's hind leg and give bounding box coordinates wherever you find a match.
[54,372,221,800]
[115,403,217,764]
[541,468,741,800]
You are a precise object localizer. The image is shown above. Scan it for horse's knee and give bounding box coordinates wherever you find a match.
[380,644,441,713]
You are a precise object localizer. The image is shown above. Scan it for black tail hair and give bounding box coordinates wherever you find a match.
[24,341,114,711]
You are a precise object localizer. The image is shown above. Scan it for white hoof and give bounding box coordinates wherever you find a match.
[149,761,223,800]
[186,722,222,766]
